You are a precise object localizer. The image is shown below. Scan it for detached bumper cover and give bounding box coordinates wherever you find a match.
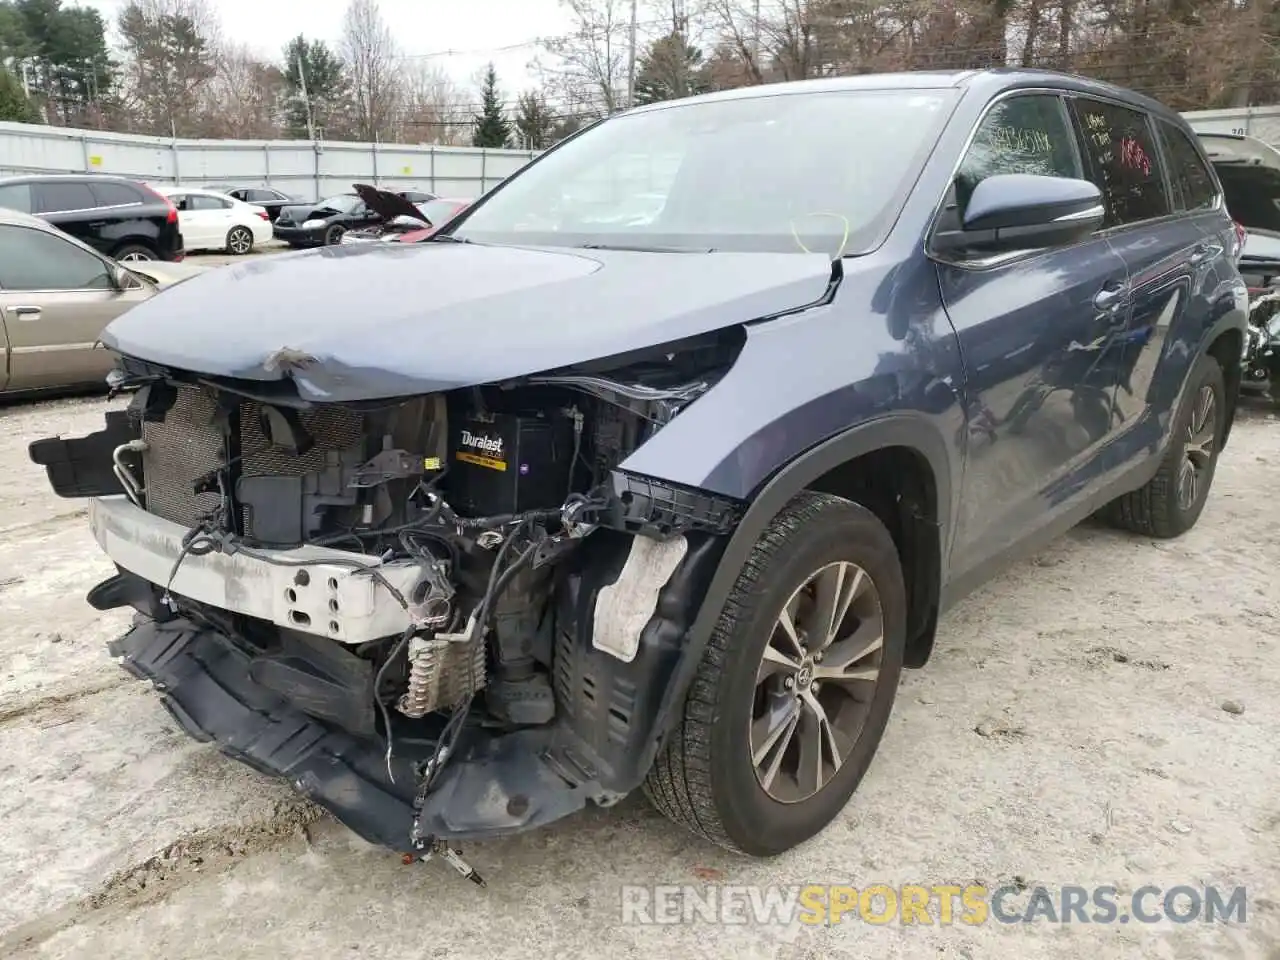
[111,617,593,850]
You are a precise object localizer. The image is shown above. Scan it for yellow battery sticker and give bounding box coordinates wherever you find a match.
[423,456,442,471]
[456,452,507,472]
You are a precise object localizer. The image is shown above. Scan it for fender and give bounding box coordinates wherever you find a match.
[641,412,955,768]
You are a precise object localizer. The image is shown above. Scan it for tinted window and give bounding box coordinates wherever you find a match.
[89,181,142,207]
[190,194,229,210]
[955,95,1081,215]
[0,225,113,290]
[1159,121,1217,211]
[247,189,278,202]
[34,181,97,213]
[0,182,33,213]
[454,88,958,255]
[1072,99,1170,226]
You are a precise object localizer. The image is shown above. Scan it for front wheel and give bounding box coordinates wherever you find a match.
[644,491,906,856]
[323,224,345,245]
[226,226,254,255]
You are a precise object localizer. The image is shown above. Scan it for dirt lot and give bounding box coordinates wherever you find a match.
[0,391,1277,960]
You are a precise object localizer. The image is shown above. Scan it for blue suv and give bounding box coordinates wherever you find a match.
[30,68,1247,862]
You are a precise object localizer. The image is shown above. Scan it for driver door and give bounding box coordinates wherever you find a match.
[0,222,151,392]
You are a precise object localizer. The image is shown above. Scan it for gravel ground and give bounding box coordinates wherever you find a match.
[0,392,1277,960]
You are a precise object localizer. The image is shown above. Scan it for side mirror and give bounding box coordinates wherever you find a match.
[108,262,130,289]
[934,174,1105,255]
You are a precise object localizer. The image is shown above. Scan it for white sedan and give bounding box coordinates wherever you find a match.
[155,186,273,255]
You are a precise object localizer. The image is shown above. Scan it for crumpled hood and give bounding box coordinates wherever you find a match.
[100,242,835,401]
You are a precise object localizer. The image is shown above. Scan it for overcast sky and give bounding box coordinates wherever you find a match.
[77,0,576,100]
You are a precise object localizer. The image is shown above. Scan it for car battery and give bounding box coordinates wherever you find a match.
[448,410,575,517]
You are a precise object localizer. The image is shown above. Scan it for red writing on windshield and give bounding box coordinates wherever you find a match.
[1120,137,1151,176]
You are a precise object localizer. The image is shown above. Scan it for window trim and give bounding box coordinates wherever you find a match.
[925,88,1093,270]
[0,223,118,294]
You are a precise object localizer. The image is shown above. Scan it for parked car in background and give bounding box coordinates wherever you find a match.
[223,185,306,223]
[156,186,272,255]
[272,185,436,247]
[0,174,184,263]
[341,186,471,244]
[0,207,203,397]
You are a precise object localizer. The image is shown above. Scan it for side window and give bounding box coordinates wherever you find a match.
[189,195,228,211]
[89,182,142,207]
[0,183,34,213]
[0,225,113,290]
[1071,98,1171,227]
[955,95,1081,215]
[170,193,190,211]
[1158,120,1218,211]
[34,181,97,213]
[248,189,273,202]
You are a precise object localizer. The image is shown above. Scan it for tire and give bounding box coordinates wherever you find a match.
[643,491,907,856]
[323,224,345,245]
[226,226,254,255]
[1103,351,1225,538]
[113,243,156,262]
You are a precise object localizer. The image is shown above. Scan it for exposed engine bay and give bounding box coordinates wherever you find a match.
[30,332,745,861]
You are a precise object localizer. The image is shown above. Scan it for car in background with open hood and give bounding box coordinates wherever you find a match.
[272,186,437,247]
[342,186,471,244]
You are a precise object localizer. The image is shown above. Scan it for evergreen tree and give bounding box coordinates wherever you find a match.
[634,32,709,105]
[472,62,510,148]
[0,67,39,121]
[282,34,350,138]
[513,90,554,149]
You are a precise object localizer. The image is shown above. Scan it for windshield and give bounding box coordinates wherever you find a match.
[418,199,465,223]
[452,88,957,255]
[318,194,361,213]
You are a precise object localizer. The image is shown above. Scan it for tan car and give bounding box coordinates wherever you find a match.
[0,207,205,396]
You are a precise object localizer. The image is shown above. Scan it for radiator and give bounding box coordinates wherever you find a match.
[140,385,225,529]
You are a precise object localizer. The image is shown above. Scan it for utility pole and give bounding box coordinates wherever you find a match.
[296,51,316,141]
[627,0,638,110]
[753,0,761,63]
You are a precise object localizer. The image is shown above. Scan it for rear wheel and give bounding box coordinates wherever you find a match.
[643,491,906,856]
[1103,352,1225,538]
[226,226,254,255]
[113,243,156,262]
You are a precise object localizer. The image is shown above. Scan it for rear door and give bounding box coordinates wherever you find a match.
[0,222,150,392]
[187,194,235,248]
[936,92,1131,578]
[1068,97,1220,440]
[31,180,102,250]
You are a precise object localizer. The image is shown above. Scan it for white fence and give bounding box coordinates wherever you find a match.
[0,121,540,199]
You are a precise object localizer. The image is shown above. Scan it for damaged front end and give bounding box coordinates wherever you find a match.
[28,332,745,855]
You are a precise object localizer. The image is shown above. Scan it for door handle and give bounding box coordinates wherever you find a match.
[1189,243,1221,266]
[1092,284,1127,312]
[11,305,42,320]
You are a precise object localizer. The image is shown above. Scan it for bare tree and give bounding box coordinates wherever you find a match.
[535,0,632,118]
[340,0,400,141]
[395,60,469,145]
[201,43,286,139]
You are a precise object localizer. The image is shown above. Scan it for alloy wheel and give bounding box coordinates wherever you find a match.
[1177,384,1217,511]
[750,560,884,804]
[119,250,153,262]
[228,228,252,254]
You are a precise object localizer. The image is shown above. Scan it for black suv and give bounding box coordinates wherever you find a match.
[0,174,185,262]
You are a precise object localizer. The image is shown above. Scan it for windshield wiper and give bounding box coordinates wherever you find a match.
[432,233,472,243]
[577,242,715,253]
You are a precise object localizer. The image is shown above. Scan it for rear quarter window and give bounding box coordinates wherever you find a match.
[1071,98,1171,227]
[1158,121,1218,211]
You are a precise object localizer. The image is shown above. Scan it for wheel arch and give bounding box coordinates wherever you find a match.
[645,414,953,766]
